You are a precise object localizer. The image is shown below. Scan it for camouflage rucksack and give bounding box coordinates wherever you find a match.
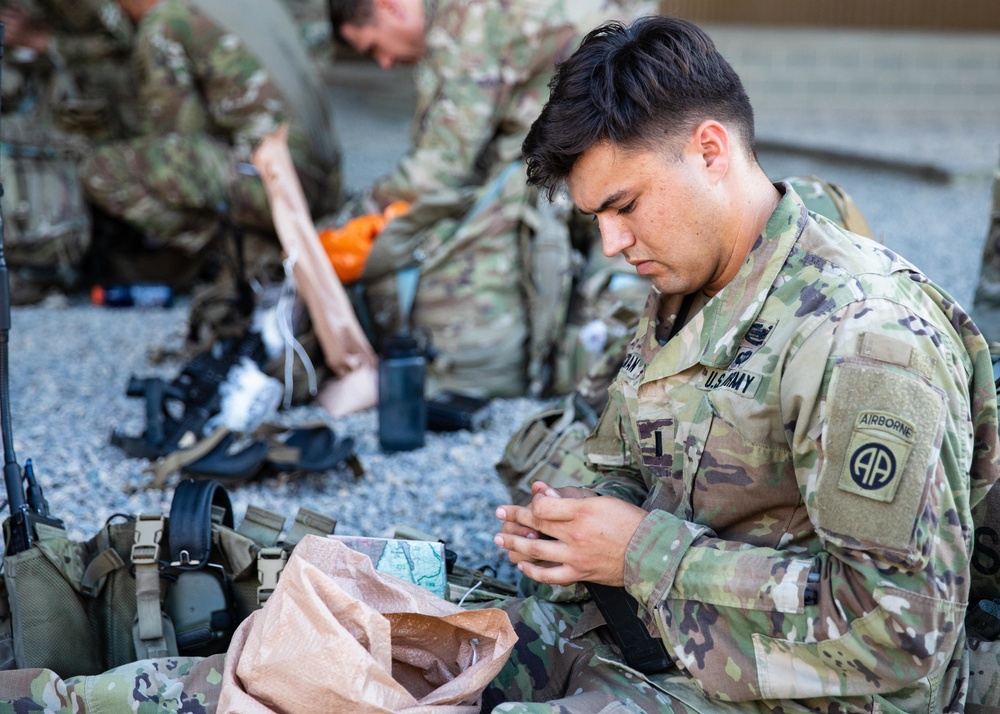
[0,478,335,678]
[0,108,91,303]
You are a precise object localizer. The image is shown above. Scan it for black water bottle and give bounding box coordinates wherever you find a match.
[378,334,426,452]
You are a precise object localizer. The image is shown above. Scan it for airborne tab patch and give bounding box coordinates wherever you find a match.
[837,410,915,503]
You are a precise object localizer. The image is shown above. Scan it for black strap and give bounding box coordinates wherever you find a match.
[168,479,234,565]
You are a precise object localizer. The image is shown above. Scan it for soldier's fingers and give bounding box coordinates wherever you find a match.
[530,480,561,498]
[500,520,541,540]
[495,503,543,531]
[504,548,560,568]
[517,560,578,586]
[555,486,599,499]
[494,531,568,564]
[529,494,592,522]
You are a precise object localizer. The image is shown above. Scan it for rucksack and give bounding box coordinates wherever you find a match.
[0,108,91,303]
[0,478,336,676]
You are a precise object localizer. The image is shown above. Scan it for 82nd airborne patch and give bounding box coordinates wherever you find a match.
[838,410,915,503]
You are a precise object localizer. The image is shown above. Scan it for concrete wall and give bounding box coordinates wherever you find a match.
[659,0,1000,31]
[706,26,1000,113]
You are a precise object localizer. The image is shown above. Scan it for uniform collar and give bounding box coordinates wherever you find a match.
[642,182,808,382]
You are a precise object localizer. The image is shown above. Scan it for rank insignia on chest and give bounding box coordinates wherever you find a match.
[730,320,777,368]
[837,410,915,503]
[744,320,776,347]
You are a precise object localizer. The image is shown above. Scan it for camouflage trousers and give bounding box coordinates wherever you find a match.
[0,655,224,713]
[481,597,774,714]
[79,132,278,256]
[81,132,278,256]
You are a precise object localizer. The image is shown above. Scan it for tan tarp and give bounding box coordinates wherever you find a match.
[252,125,377,417]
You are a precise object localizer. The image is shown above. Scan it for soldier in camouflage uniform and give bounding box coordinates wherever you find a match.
[328,0,654,397]
[0,0,138,303]
[488,17,1000,713]
[80,0,341,277]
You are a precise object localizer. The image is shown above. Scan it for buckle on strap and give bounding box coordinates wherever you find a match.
[131,514,165,566]
[257,547,288,605]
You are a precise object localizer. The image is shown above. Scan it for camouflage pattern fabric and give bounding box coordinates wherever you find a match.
[973,148,1000,342]
[969,637,1000,711]
[0,656,225,713]
[3,0,139,140]
[280,0,335,73]
[0,0,136,302]
[483,598,770,713]
[359,0,656,397]
[81,0,341,258]
[486,183,1000,712]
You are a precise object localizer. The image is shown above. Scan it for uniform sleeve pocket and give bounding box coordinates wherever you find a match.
[752,586,960,700]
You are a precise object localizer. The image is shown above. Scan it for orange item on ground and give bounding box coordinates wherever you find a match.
[319,201,410,283]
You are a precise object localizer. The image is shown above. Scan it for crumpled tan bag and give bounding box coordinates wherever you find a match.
[218,535,517,713]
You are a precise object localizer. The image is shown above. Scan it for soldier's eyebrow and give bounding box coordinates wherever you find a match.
[579,190,629,216]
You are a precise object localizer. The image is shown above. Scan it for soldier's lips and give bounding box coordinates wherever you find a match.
[632,260,655,275]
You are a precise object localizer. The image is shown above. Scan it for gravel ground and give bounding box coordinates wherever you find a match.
[5,299,544,582]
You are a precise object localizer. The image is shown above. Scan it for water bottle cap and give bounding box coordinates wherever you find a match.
[382,333,420,357]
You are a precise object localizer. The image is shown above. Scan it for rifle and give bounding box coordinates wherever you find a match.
[584,582,672,675]
[112,330,268,460]
[0,22,64,555]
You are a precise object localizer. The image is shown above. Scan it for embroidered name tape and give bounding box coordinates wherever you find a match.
[700,368,762,398]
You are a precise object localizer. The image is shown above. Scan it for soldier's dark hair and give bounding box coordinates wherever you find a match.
[327,0,376,43]
[522,16,756,197]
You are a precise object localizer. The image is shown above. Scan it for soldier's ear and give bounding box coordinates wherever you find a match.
[373,0,405,20]
[693,120,730,180]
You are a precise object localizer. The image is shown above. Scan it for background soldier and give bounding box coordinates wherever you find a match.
[0,0,138,303]
[328,0,655,397]
[80,0,342,291]
[0,0,138,140]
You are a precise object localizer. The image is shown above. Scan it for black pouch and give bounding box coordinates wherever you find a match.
[426,391,491,432]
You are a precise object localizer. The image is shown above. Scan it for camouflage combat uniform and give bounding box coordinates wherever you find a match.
[81,0,341,259]
[0,656,224,712]
[360,0,655,397]
[484,184,1000,713]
